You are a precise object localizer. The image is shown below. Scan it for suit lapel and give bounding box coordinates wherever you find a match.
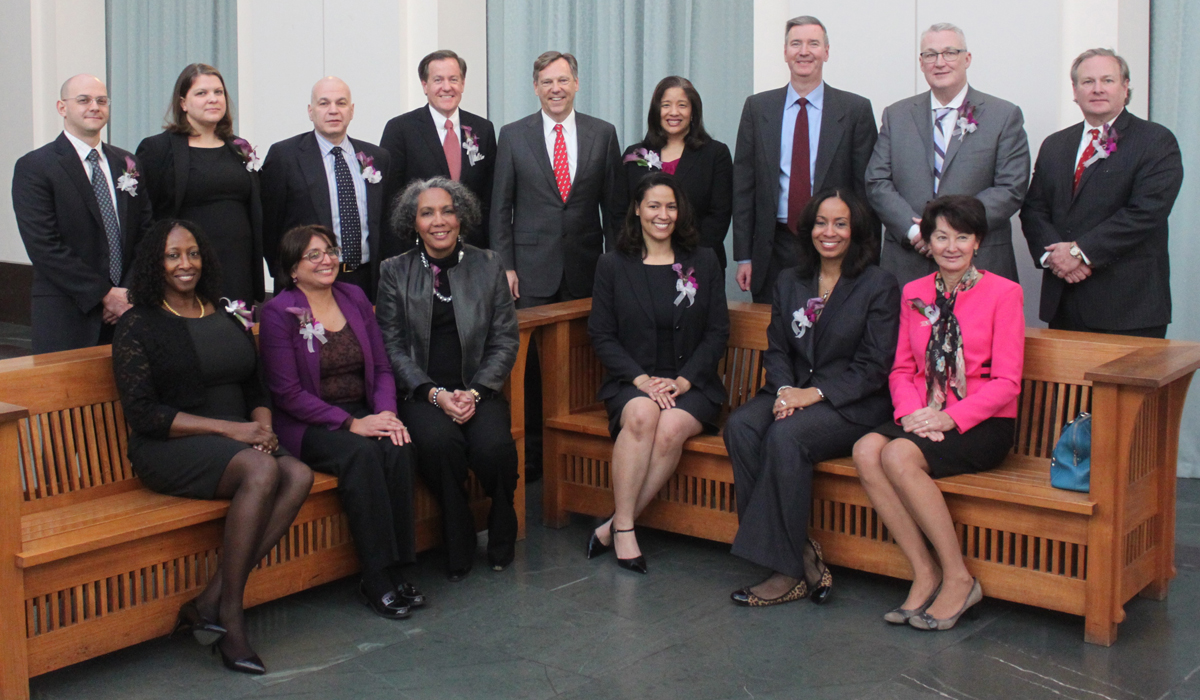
[55,136,104,228]
[813,89,844,192]
[287,289,323,388]
[297,134,334,228]
[940,88,982,175]
[350,138,384,263]
[670,251,696,328]
[624,255,656,325]
[1072,111,1131,202]
[102,144,130,240]
[813,271,858,347]
[762,88,786,179]
[417,109,452,177]
[909,93,937,176]
[792,273,817,367]
[672,145,697,183]
[170,134,190,214]
[571,117,596,202]
[523,113,559,195]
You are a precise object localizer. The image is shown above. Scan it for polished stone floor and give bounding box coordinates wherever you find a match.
[29,479,1200,700]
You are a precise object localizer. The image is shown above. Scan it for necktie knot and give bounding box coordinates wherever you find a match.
[935,107,953,120]
[87,149,100,163]
[330,145,342,157]
[445,119,454,131]
[1090,128,1101,139]
[798,97,808,108]
[554,124,563,134]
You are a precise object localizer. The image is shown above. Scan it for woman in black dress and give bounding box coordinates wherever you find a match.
[137,63,265,303]
[377,177,521,581]
[586,172,729,573]
[113,219,312,675]
[623,76,733,269]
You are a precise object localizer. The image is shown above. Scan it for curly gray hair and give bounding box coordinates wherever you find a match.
[390,177,483,244]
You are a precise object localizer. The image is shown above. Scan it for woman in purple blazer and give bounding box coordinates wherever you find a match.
[259,225,424,620]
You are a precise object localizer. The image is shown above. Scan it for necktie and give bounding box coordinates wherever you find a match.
[87,149,123,285]
[786,97,811,234]
[1073,128,1101,193]
[443,119,461,181]
[330,146,362,268]
[552,124,571,202]
[932,107,953,193]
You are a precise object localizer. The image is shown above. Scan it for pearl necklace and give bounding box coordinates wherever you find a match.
[162,296,206,318]
[420,248,464,304]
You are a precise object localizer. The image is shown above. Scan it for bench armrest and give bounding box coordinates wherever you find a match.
[1086,345,1200,389]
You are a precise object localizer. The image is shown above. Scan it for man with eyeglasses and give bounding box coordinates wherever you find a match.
[12,74,153,353]
[260,76,390,300]
[867,23,1030,285]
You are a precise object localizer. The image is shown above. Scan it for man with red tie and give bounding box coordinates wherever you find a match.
[379,50,497,253]
[732,15,877,304]
[1021,48,1183,338]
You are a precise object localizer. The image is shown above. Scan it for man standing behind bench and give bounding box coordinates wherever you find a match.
[13,74,152,353]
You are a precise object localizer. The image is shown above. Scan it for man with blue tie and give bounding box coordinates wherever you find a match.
[12,74,152,353]
[732,15,877,304]
[261,77,391,299]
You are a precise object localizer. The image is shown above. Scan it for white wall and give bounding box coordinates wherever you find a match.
[754,0,1151,326]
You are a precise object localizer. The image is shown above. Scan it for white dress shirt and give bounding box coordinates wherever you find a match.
[431,104,461,146]
[541,109,578,182]
[908,84,970,244]
[776,81,825,223]
[63,130,118,216]
[314,130,370,263]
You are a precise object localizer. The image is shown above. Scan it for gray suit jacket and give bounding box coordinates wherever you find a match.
[489,111,625,300]
[867,87,1029,286]
[732,83,877,297]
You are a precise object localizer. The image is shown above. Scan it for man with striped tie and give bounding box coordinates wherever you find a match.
[867,23,1030,286]
[13,74,152,353]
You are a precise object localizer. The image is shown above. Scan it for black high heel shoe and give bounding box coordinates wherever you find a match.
[169,600,226,646]
[807,538,833,604]
[611,523,647,574]
[212,641,266,675]
[586,513,615,560]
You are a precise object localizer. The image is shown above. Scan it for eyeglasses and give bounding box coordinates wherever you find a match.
[919,49,966,65]
[302,247,341,264]
[70,95,111,107]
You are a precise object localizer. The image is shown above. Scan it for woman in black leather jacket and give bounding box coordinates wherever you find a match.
[376,177,520,581]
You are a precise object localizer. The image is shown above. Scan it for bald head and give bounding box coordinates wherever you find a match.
[308,77,355,143]
[57,74,109,144]
[60,74,106,100]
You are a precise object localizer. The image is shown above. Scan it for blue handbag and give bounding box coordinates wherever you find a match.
[1051,412,1091,492]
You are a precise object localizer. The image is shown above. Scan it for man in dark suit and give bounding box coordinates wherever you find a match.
[12,74,152,354]
[261,77,390,299]
[868,23,1030,286]
[732,15,877,304]
[379,50,496,253]
[1021,49,1183,338]
[490,50,625,480]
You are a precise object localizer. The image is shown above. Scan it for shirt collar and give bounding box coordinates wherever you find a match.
[63,130,105,161]
[786,81,825,111]
[314,130,351,157]
[931,84,970,111]
[429,104,460,130]
[541,108,576,136]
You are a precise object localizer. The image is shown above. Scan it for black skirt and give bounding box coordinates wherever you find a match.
[604,383,721,440]
[870,417,1015,478]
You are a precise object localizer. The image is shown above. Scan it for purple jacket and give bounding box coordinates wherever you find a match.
[259,282,397,455]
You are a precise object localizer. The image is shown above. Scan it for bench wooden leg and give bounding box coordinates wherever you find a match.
[1139,578,1170,601]
[0,416,30,700]
[542,428,569,528]
[1084,615,1118,647]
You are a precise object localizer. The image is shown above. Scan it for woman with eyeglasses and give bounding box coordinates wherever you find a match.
[259,225,424,621]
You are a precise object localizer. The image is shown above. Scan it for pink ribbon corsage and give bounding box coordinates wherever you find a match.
[672,263,697,307]
[286,307,327,352]
[222,298,255,330]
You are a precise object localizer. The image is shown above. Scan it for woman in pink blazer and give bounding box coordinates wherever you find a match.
[853,195,1025,632]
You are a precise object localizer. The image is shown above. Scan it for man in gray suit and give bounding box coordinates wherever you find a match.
[867,23,1030,285]
[490,50,624,480]
[733,15,877,304]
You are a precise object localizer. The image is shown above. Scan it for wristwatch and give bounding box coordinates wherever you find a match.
[1069,244,1084,261]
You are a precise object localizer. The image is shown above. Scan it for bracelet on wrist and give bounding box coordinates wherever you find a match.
[776,385,794,398]
[469,388,482,403]
[431,387,445,408]
[814,387,825,401]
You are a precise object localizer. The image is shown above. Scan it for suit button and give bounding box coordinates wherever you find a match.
[678,355,684,361]
[674,325,681,330]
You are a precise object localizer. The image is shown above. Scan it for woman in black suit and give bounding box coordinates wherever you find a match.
[137,63,265,303]
[623,76,733,269]
[586,172,730,573]
[724,189,900,606]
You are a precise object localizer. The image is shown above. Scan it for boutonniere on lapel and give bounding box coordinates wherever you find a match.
[672,263,697,307]
[355,152,383,184]
[623,148,662,170]
[116,156,140,196]
[231,138,262,172]
[222,298,255,330]
[461,126,485,166]
[791,297,826,339]
[954,102,978,142]
[1083,124,1120,168]
[908,297,940,326]
[286,307,327,352]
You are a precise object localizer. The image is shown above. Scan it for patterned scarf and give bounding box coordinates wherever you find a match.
[920,266,980,410]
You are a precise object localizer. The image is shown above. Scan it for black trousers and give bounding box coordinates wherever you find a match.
[300,405,417,574]
[724,394,868,579]
[516,277,580,472]
[1050,297,1167,338]
[752,222,801,305]
[398,397,519,571]
[337,265,375,303]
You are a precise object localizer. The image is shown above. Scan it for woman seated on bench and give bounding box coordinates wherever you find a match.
[259,225,424,621]
[853,195,1024,631]
[724,189,899,606]
[586,172,729,574]
[377,178,521,581]
[113,219,314,675]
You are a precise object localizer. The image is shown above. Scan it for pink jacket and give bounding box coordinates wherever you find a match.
[890,271,1025,432]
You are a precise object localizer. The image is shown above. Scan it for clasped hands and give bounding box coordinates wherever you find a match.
[773,387,823,420]
[102,287,132,324]
[429,387,478,425]
[634,374,691,410]
[899,407,957,442]
[1043,242,1092,284]
[228,420,280,454]
[350,410,411,445]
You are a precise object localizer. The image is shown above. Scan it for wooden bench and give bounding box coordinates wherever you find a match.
[538,298,1200,646]
[0,317,537,700]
